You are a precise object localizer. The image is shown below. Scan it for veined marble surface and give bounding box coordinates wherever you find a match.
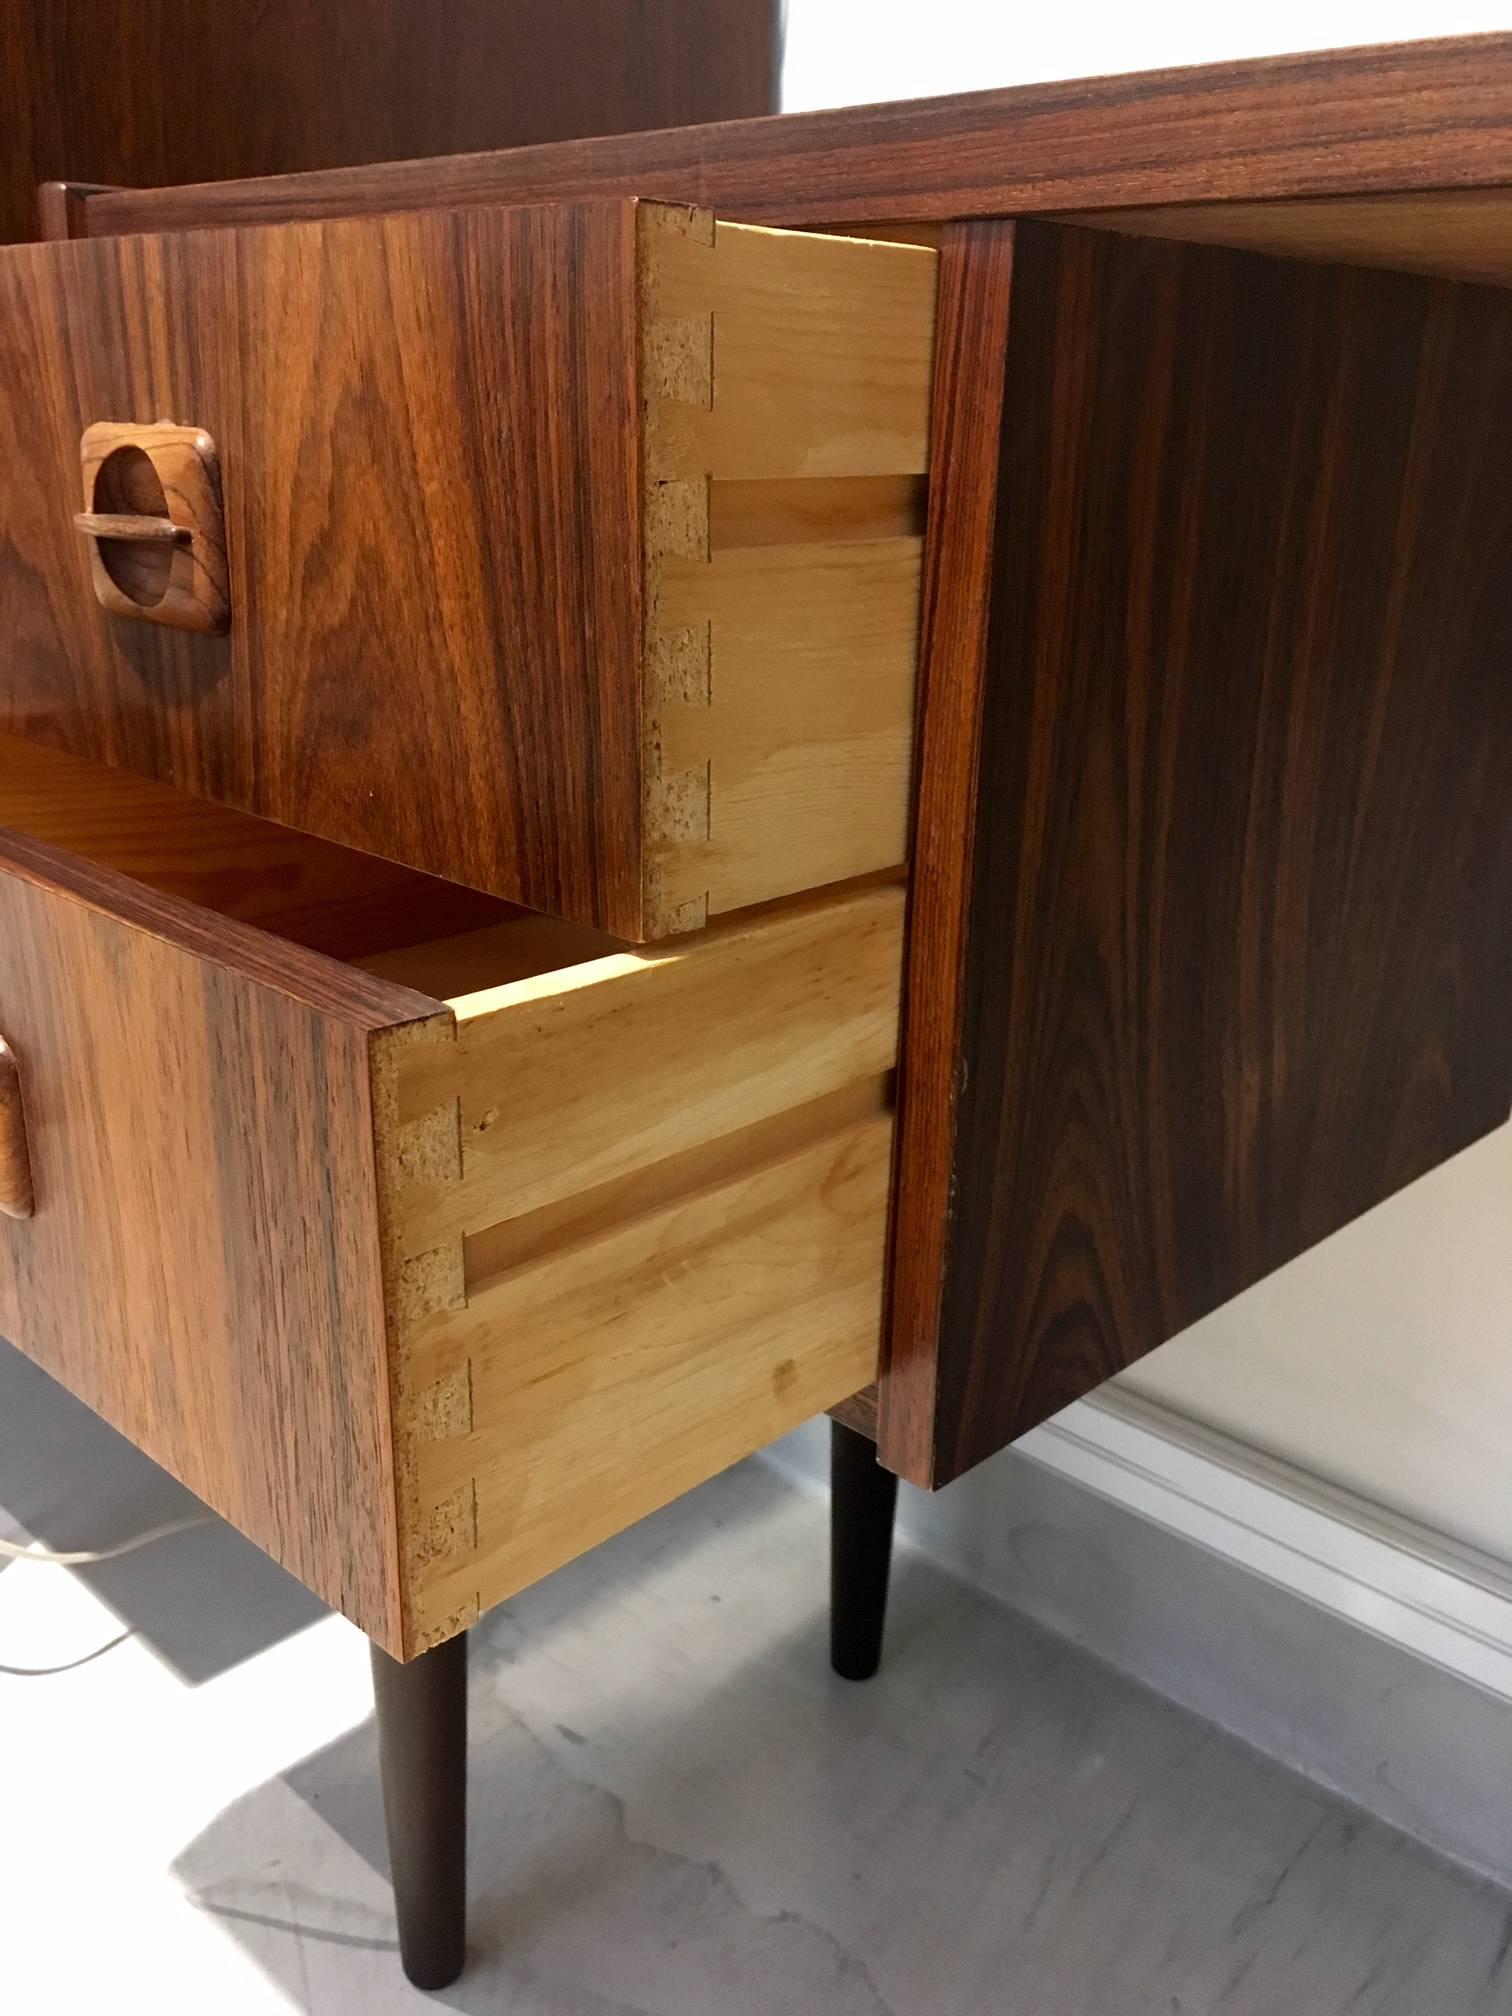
[2,1337,1510,2015]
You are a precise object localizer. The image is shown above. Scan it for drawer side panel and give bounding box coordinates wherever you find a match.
[639,209,936,933]
[415,1116,890,1635]
[380,883,903,1646]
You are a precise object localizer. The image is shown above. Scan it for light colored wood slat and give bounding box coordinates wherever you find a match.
[638,206,937,936]
[392,882,904,1250]
[370,1012,470,1656]
[406,1114,891,1637]
[654,538,921,920]
[1055,188,1512,286]
[645,215,937,481]
[709,473,926,549]
[462,1077,889,1286]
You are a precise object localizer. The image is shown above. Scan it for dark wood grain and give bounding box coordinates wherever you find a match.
[35,181,112,243]
[7,0,779,246]
[879,220,1016,1486]
[908,222,1512,1487]
[0,202,647,934]
[78,33,1512,240]
[0,826,447,1642]
[828,1384,879,1441]
[0,732,517,961]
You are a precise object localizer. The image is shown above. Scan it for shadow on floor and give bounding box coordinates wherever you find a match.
[0,1336,814,1690]
[169,1457,1512,2016]
[0,1337,326,1683]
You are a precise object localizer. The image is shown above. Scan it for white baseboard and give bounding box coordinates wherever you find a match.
[766,1401,1512,1879]
[1023,1390,1512,1702]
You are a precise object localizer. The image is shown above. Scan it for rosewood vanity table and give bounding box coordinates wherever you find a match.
[2,32,1510,1989]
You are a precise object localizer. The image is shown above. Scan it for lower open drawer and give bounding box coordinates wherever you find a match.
[0,738,900,1656]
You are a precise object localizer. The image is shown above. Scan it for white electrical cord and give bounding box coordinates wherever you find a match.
[0,1513,211,1565]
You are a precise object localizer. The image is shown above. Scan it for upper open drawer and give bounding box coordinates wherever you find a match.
[0,201,937,938]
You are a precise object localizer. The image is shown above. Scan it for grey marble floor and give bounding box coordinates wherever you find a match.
[2,1338,1510,2015]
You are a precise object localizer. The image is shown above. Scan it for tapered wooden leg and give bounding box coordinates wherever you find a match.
[830,1419,899,1681]
[371,1631,468,1989]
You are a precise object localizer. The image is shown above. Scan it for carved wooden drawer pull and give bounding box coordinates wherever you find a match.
[73,511,190,546]
[75,420,230,634]
[0,1037,34,1220]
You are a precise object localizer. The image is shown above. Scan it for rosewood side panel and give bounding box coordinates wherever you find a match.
[885,221,1512,1487]
[881,218,1016,1479]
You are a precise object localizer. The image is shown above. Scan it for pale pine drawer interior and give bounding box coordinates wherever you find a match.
[0,737,899,1653]
[363,886,898,1647]
[639,208,936,934]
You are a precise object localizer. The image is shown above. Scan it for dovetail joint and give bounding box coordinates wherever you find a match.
[641,209,720,934]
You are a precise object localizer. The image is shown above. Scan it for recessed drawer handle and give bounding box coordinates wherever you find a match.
[76,420,230,635]
[0,1036,34,1220]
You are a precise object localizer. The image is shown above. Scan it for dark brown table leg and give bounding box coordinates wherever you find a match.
[830,1419,899,1680]
[370,1630,468,1989]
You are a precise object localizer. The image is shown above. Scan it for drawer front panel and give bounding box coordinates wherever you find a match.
[0,204,644,929]
[0,827,444,1645]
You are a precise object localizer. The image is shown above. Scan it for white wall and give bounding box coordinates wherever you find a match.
[782,2,1511,112]
[1120,1124,1512,1562]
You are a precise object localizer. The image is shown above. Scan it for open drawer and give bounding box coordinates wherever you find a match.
[0,739,899,1656]
[0,200,936,939]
